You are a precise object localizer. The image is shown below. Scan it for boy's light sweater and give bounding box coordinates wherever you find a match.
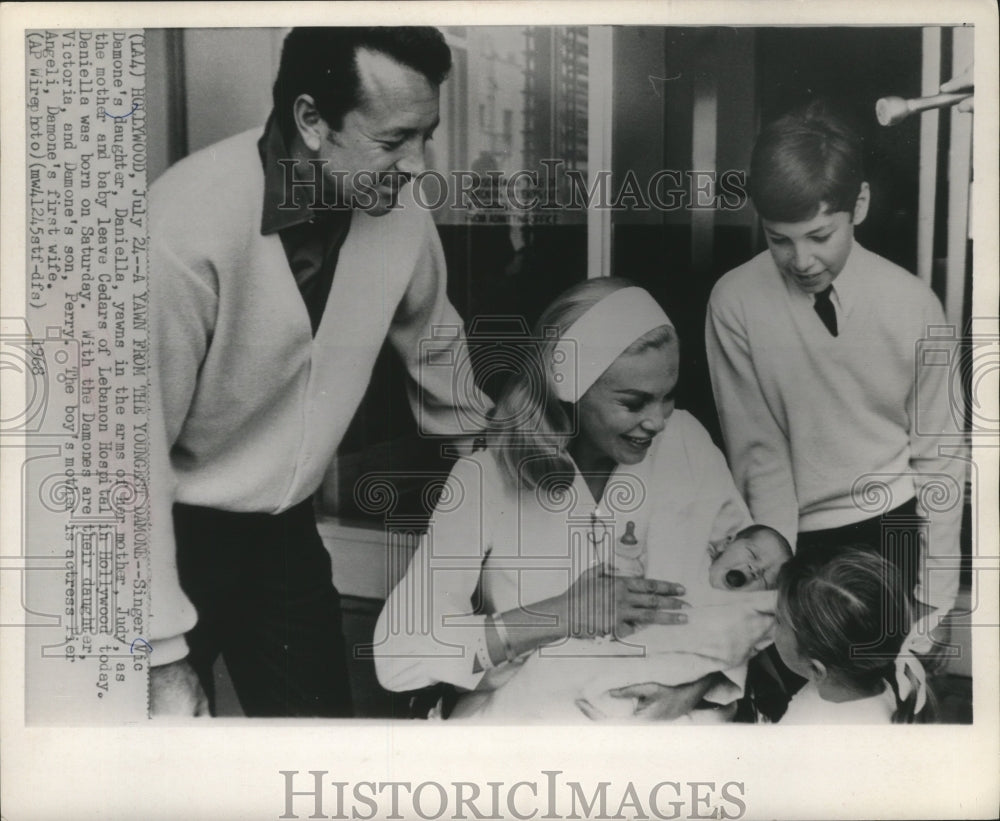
[706,243,965,616]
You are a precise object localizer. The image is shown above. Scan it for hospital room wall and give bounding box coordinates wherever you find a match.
[145,28,286,185]
[610,27,759,443]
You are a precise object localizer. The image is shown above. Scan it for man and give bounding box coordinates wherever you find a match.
[148,28,488,716]
[706,101,965,682]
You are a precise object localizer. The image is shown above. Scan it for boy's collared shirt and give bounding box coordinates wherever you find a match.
[780,240,863,327]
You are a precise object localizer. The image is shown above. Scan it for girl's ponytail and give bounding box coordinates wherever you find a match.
[889,644,935,724]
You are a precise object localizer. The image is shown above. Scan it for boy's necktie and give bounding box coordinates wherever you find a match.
[813,285,838,336]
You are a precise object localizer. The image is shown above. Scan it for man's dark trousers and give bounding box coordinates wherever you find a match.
[175,497,354,717]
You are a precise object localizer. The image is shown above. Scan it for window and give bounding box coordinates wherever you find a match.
[321,26,603,525]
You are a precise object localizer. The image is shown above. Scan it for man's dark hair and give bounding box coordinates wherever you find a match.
[748,99,865,223]
[273,27,451,143]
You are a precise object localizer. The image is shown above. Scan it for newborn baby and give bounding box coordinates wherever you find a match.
[466,525,792,722]
[608,523,790,593]
[705,524,793,595]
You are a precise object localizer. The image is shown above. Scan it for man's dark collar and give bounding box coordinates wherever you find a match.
[258,113,345,235]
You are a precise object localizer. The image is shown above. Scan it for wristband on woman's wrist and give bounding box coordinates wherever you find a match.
[474,629,495,672]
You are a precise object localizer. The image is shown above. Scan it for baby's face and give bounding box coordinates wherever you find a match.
[709,533,788,592]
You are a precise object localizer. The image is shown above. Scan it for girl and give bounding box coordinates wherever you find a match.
[374,278,755,720]
[774,546,931,724]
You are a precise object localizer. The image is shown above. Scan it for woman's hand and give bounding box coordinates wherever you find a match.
[554,564,688,641]
[492,565,688,664]
[576,676,721,722]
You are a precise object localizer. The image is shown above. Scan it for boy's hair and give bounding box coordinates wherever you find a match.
[488,277,677,491]
[735,524,792,560]
[273,27,452,143]
[776,546,929,724]
[748,99,865,223]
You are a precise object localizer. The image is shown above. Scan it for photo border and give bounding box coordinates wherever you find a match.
[2,2,997,819]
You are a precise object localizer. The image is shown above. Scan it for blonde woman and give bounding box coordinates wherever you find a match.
[375,279,755,721]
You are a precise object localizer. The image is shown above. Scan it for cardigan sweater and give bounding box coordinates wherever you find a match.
[706,242,965,615]
[148,127,487,663]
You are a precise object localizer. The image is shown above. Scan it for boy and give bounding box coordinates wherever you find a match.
[705,100,964,670]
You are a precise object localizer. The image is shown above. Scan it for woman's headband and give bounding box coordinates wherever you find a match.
[550,287,674,403]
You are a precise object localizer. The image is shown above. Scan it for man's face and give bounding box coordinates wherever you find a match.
[315,48,440,216]
[708,532,788,592]
[760,188,868,295]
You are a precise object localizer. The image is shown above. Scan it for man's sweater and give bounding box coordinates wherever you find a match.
[149,127,486,662]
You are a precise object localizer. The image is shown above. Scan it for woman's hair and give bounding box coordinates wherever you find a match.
[749,98,865,223]
[777,546,930,724]
[487,277,676,491]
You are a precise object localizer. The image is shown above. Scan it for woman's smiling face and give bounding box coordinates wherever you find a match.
[573,342,679,469]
